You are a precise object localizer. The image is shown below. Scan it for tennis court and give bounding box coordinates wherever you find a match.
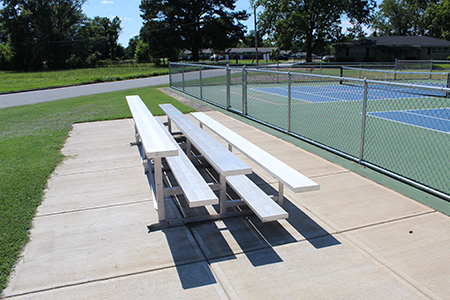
[252,84,447,103]
[368,108,450,134]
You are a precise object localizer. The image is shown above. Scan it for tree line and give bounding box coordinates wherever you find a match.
[1,0,450,70]
[0,0,123,70]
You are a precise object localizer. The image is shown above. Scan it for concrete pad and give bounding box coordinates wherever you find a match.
[4,203,204,297]
[190,202,339,261]
[62,119,136,151]
[290,172,433,231]
[7,261,225,300]
[57,119,142,175]
[38,166,151,216]
[343,212,450,299]
[209,236,426,299]
[57,142,142,175]
[5,114,449,299]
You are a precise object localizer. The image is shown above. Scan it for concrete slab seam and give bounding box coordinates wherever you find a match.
[51,165,144,178]
[2,259,207,299]
[35,199,154,218]
[339,232,439,299]
[335,210,437,236]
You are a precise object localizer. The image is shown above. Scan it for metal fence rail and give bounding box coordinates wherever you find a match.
[169,62,450,201]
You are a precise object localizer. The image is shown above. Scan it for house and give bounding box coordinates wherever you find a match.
[182,49,213,61]
[334,36,450,62]
[226,47,276,60]
[182,47,292,61]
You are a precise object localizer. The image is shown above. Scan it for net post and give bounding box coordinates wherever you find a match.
[340,66,343,84]
[359,78,368,163]
[287,72,292,132]
[226,63,231,110]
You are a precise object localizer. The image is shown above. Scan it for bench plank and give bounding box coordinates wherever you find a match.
[126,95,178,158]
[227,175,289,222]
[154,118,219,208]
[192,112,320,193]
[160,104,251,177]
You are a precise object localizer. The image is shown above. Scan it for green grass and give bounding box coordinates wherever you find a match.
[0,64,169,93]
[0,85,195,294]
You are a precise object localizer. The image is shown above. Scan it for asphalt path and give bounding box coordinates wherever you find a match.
[0,75,169,109]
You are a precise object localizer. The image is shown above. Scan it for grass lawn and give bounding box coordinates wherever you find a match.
[0,85,195,293]
[0,64,169,93]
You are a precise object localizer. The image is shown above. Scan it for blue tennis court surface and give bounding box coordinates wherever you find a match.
[253,85,446,103]
[368,108,450,133]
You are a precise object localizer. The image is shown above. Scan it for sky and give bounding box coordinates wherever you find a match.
[81,0,374,47]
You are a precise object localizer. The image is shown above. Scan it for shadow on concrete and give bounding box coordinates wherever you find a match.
[142,142,340,288]
[162,227,218,290]
[246,172,341,250]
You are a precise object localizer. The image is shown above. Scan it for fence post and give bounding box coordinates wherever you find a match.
[242,65,248,116]
[447,73,450,98]
[226,63,231,110]
[277,62,280,83]
[359,78,368,163]
[287,72,292,132]
[394,59,397,80]
[169,62,172,87]
[430,59,433,79]
[199,65,203,99]
[182,65,185,92]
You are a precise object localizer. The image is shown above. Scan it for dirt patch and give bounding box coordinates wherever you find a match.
[158,88,212,112]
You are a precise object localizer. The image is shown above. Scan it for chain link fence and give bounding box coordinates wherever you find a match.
[169,62,450,200]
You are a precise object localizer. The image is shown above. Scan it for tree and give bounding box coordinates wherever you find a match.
[139,0,249,61]
[372,0,437,36]
[0,0,86,70]
[125,35,139,59]
[346,23,367,41]
[134,39,151,61]
[74,16,122,64]
[425,0,450,40]
[99,16,122,60]
[256,0,375,62]
[139,19,181,63]
[0,42,13,69]
[237,30,268,47]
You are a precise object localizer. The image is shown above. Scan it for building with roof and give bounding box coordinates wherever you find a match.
[334,36,450,62]
[182,48,291,61]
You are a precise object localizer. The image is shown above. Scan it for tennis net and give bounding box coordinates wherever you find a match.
[341,66,450,88]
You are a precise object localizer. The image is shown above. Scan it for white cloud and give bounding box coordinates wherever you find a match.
[124,17,133,21]
[101,1,113,4]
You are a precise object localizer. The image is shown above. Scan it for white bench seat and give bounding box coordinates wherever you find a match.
[126,95,178,158]
[191,112,320,203]
[227,175,288,222]
[154,117,218,208]
[159,104,251,177]
[127,95,182,221]
[160,103,288,222]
